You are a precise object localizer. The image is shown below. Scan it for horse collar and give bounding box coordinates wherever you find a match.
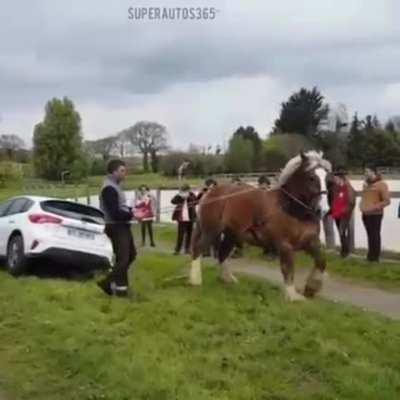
[280,186,321,220]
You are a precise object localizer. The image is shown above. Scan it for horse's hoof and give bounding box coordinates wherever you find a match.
[304,271,325,298]
[285,285,306,302]
[304,279,322,298]
[188,278,202,286]
[220,273,238,284]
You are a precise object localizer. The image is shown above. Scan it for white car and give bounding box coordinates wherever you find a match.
[0,196,113,276]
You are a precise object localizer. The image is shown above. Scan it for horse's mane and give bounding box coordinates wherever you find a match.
[275,150,332,188]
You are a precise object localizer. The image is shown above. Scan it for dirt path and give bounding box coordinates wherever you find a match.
[146,244,400,320]
[228,259,400,320]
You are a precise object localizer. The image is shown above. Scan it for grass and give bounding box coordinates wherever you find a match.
[1,250,400,400]
[156,224,400,290]
[0,173,203,202]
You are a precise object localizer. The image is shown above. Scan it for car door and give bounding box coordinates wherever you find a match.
[0,198,30,255]
[0,199,15,255]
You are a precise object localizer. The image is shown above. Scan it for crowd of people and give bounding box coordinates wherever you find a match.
[97,158,394,298]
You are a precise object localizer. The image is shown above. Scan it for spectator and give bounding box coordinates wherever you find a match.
[98,159,136,298]
[231,176,242,185]
[171,184,197,255]
[196,178,219,258]
[360,165,391,262]
[196,178,217,203]
[258,175,271,190]
[329,167,356,258]
[134,185,156,247]
[177,160,191,181]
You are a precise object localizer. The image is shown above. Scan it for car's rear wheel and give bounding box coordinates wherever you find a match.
[7,235,29,276]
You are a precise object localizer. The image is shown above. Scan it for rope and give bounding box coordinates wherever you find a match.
[279,187,321,219]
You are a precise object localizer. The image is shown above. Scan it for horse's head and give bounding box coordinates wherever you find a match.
[277,151,332,213]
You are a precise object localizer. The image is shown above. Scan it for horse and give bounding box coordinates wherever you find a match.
[189,151,332,301]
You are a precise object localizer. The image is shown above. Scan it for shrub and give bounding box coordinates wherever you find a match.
[0,162,24,188]
[224,137,254,173]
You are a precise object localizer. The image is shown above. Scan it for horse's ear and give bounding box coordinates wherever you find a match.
[300,151,307,163]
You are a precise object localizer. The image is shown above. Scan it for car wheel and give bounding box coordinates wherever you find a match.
[7,235,29,276]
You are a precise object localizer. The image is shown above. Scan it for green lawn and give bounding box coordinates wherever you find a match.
[0,174,203,202]
[0,251,400,400]
[155,224,400,290]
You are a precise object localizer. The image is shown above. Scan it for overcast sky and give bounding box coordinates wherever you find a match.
[1,0,400,149]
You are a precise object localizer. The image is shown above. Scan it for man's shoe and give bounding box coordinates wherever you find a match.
[114,286,130,298]
[97,279,113,296]
[115,291,129,298]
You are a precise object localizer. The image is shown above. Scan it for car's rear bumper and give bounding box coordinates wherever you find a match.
[28,248,111,269]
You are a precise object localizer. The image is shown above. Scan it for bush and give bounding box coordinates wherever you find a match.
[224,137,254,173]
[262,147,288,171]
[21,163,35,179]
[159,152,187,177]
[70,155,90,181]
[90,158,107,176]
[0,162,24,188]
[159,152,224,177]
[188,153,224,176]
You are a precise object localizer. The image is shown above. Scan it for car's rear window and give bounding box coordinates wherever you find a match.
[40,200,104,225]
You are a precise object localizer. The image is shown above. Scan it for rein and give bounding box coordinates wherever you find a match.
[279,187,322,219]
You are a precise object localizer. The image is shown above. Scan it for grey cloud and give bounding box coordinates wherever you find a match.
[1,0,400,143]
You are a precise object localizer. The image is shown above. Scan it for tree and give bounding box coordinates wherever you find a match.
[364,115,374,133]
[0,134,25,160]
[33,97,87,180]
[232,126,262,168]
[363,129,400,166]
[273,87,329,136]
[261,133,312,171]
[85,136,117,161]
[372,115,381,129]
[349,112,361,135]
[347,112,367,167]
[316,131,348,167]
[224,136,254,173]
[385,120,397,133]
[121,121,168,172]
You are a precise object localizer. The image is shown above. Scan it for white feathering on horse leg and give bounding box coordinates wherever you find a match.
[285,285,306,301]
[189,257,202,286]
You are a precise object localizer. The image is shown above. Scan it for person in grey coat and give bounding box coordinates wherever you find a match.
[97,159,136,297]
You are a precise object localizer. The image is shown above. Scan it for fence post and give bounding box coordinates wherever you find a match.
[86,185,90,205]
[323,214,336,249]
[74,184,78,202]
[156,188,161,223]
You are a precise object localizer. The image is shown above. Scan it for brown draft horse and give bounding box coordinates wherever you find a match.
[189,151,332,301]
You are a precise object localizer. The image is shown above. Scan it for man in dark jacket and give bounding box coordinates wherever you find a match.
[97,159,136,297]
[196,178,219,257]
[171,184,197,255]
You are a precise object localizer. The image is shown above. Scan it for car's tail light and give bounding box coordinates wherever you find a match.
[29,214,63,224]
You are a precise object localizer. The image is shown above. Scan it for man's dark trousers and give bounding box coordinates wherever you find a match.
[175,221,193,253]
[362,214,383,262]
[105,223,136,287]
